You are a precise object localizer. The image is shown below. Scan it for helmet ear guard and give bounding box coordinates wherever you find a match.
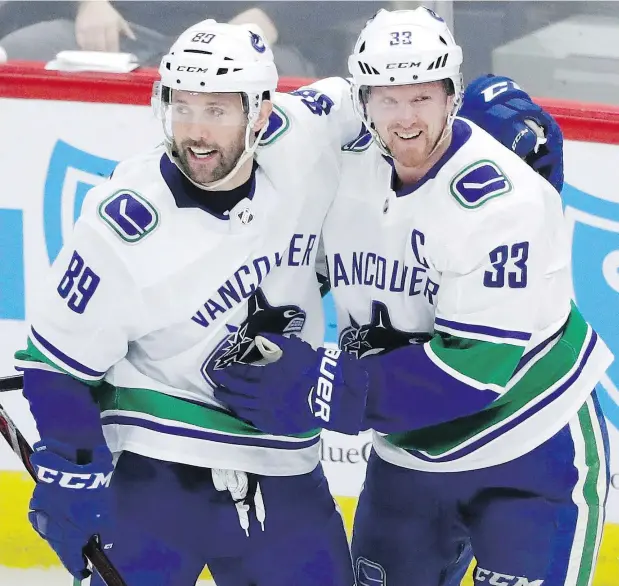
[151,80,165,120]
[152,20,278,190]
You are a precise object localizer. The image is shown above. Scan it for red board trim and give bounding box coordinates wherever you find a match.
[1,61,619,144]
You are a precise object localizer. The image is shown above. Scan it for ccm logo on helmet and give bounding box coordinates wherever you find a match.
[312,348,341,423]
[386,61,421,69]
[176,66,208,73]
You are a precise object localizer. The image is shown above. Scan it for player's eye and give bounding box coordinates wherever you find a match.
[206,107,226,118]
[173,103,191,116]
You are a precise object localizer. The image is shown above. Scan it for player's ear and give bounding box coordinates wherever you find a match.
[446,93,455,115]
[253,97,273,133]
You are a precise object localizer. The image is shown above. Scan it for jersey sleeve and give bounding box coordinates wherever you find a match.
[15,214,144,385]
[429,199,548,386]
[266,76,363,152]
[295,76,363,147]
[364,196,565,433]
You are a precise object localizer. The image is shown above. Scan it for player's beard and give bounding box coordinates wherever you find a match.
[173,129,246,187]
[385,125,443,169]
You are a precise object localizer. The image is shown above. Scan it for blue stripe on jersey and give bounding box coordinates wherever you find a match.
[101,414,321,450]
[434,317,531,341]
[513,323,565,377]
[30,326,106,378]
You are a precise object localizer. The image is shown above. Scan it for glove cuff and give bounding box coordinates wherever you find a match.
[32,439,113,468]
[24,369,107,450]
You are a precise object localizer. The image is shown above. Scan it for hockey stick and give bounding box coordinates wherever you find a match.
[0,383,127,586]
[0,373,23,392]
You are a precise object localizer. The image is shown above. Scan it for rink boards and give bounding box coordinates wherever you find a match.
[0,65,618,582]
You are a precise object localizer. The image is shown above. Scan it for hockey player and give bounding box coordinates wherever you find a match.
[16,20,362,586]
[212,8,613,586]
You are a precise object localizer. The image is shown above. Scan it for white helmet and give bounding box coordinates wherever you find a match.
[152,20,278,189]
[348,7,463,156]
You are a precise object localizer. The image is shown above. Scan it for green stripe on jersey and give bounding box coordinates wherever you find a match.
[429,334,524,387]
[15,338,101,386]
[387,305,590,455]
[574,399,605,586]
[16,340,320,442]
[96,384,320,440]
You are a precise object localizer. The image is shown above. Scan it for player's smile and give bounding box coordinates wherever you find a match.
[188,146,218,160]
[394,130,422,140]
[186,145,220,167]
[392,129,426,153]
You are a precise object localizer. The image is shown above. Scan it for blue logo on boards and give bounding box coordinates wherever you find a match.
[0,140,117,320]
[562,184,619,430]
[0,209,25,320]
[44,139,118,262]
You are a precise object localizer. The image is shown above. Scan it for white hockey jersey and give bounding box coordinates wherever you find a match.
[323,117,614,472]
[16,78,360,476]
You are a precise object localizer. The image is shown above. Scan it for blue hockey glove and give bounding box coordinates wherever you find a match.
[460,74,564,192]
[29,439,114,580]
[212,333,369,435]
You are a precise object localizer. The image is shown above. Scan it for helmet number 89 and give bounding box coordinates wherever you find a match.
[191,32,216,44]
[390,31,412,46]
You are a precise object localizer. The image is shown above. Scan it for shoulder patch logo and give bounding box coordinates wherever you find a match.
[259,104,290,146]
[98,189,159,243]
[450,160,512,209]
[342,125,373,153]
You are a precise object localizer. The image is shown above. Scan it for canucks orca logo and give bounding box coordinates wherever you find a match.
[563,183,619,429]
[202,288,306,385]
[339,301,430,359]
[44,140,118,262]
